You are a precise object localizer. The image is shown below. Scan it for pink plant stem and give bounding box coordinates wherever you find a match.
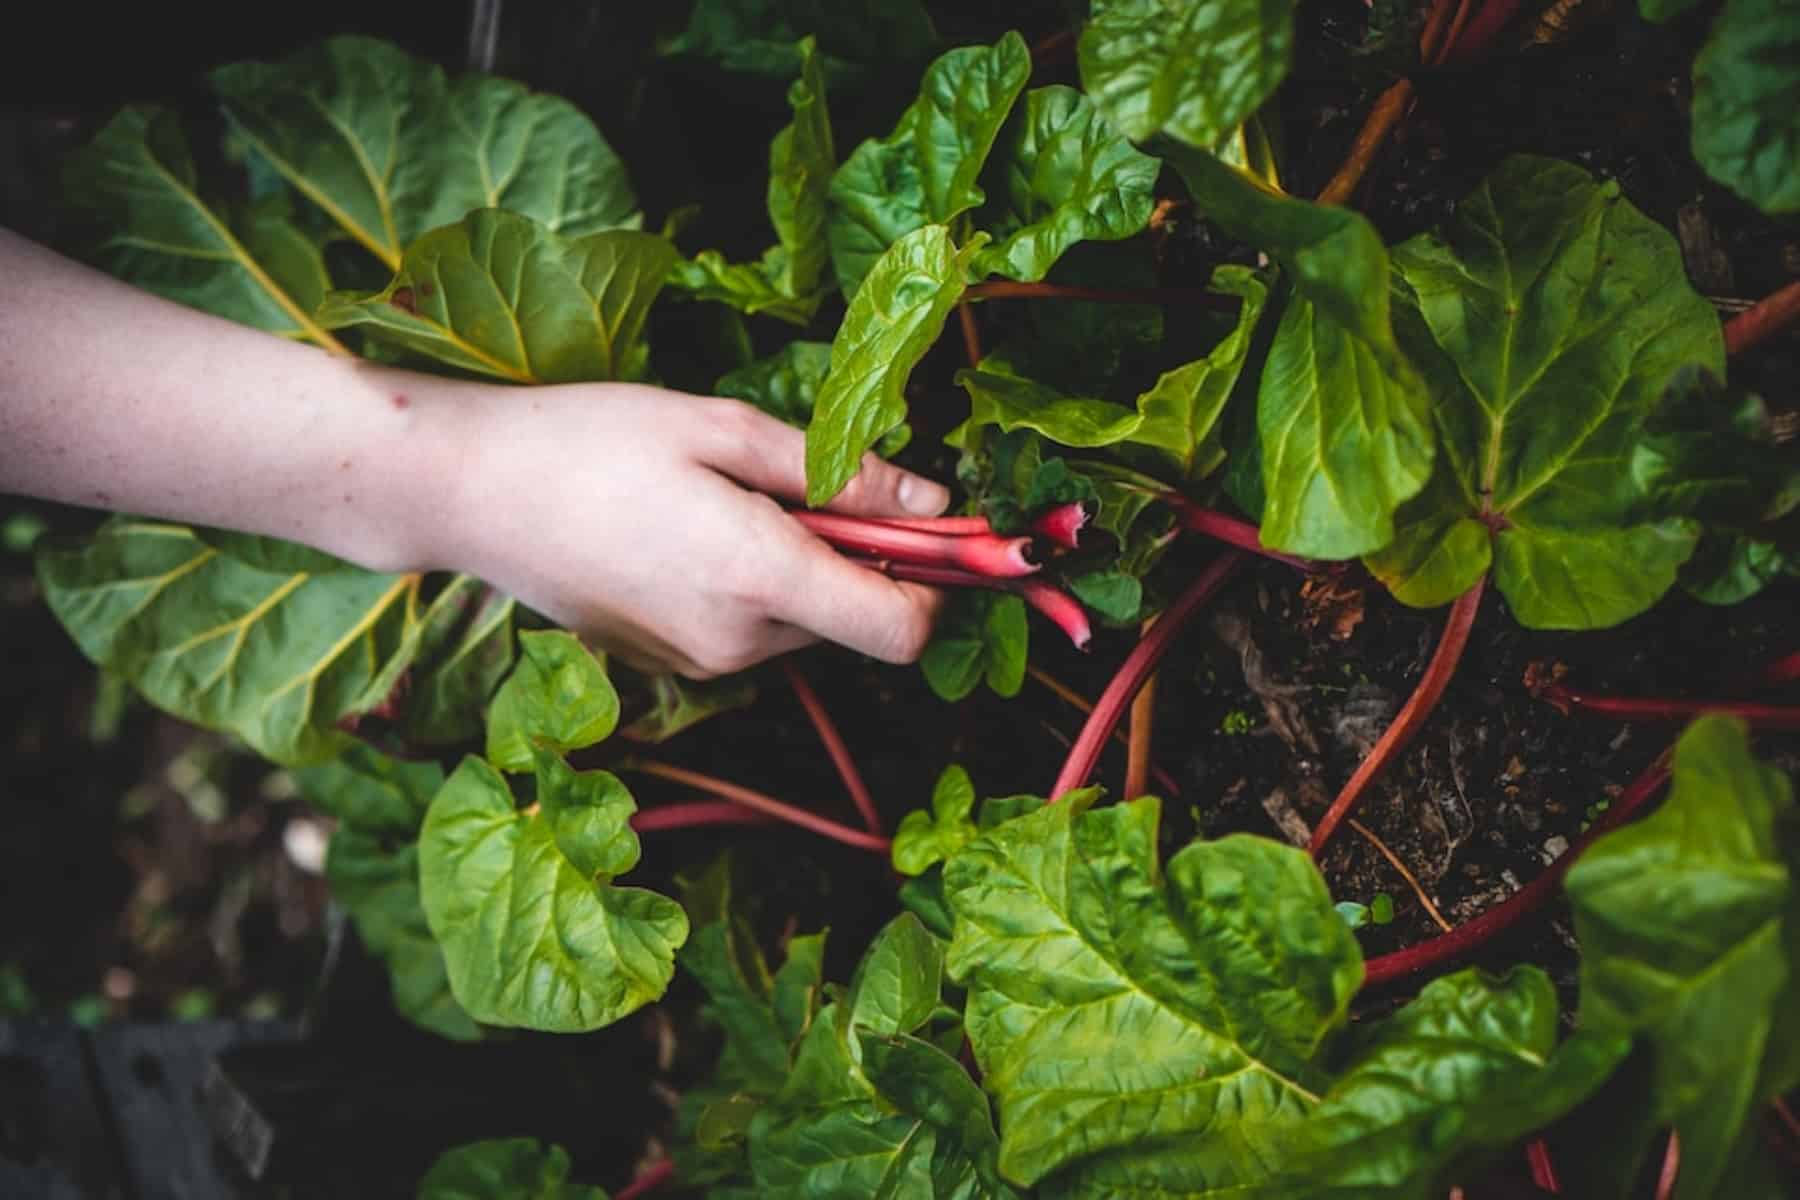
[1736,649,1800,691]
[1157,494,1317,570]
[791,511,1038,577]
[1311,576,1486,855]
[1017,579,1093,649]
[631,802,779,833]
[862,514,996,535]
[614,1159,674,1200]
[869,560,1093,648]
[781,659,883,836]
[1050,553,1245,799]
[1031,501,1091,549]
[1362,749,1673,986]
[1538,686,1800,729]
[1655,1132,1681,1200]
[1724,278,1800,357]
[1526,1138,1560,1194]
[621,760,891,854]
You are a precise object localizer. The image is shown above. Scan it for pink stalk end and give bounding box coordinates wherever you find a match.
[1030,501,1091,550]
[1019,579,1092,649]
[873,559,1094,650]
[792,511,1039,577]
[631,802,779,834]
[1158,494,1318,571]
[1050,553,1244,799]
[1654,1132,1680,1200]
[615,1159,675,1200]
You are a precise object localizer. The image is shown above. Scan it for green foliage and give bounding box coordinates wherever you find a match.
[664,0,939,82]
[416,1137,604,1199]
[892,765,981,876]
[484,630,620,773]
[1691,0,1800,215]
[919,590,1028,702]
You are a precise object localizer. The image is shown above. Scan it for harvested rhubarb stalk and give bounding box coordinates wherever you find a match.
[791,511,1038,577]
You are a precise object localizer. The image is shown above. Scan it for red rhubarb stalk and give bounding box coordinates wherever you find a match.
[862,514,995,535]
[1527,1139,1560,1194]
[1655,1133,1681,1200]
[1311,576,1486,855]
[1030,501,1091,549]
[1156,494,1318,571]
[1362,749,1673,986]
[1050,553,1245,799]
[1724,278,1800,358]
[614,1159,674,1200]
[869,560,1092,648]
[1017,579,1093,649]
[631,802,778,834]
[1535,684,1800,729]
[792,511,1038,577]
[781,659,883,836]
[621,759,891,854]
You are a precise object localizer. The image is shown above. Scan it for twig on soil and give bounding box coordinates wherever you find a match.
[615,1159,674,1200]
[1125,615,1159,800]
[781,659,883,836]
[1310,576,1486,855]
[1347,818,1453,932]
[1724,278,1800,357]
[1051,553,1245,799]
[620,759,891,854]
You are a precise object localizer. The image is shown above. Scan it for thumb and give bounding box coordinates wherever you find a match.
[692,398,949,517]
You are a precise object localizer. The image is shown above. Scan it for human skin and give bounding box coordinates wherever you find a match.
[0,227,948,677]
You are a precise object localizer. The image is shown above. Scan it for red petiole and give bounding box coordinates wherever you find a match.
[620,759,891,854]
[861,514,996,535]
[1153,493,1319,571]
[1533,682,1800,729]
[871,560,1093,649]
[791,511,1038,577]
[631,802,778,834]
[1030,501,1091,549]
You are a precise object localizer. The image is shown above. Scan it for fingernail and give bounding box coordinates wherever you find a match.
[899,475,949,516]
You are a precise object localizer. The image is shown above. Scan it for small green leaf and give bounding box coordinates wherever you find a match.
[1692,0,1800,215]
[416,1137,603,1199]
[1565,715,1796,1196]
[826,33,1030,295]
[1370,893,1394,925]
[296,742,442,838]
[1079,0,1299,148]
[401,576,517,747]
[485,630,619,773]
[805,225,984,506]
[893,765,982,876]
[419,755,687,1033]
[847,913,944,1037]
[1069,570,1143,625]
[1334,901,1369,930]
[919,591,1028,703]
[318,210,676,383]
[970,85,1160,283]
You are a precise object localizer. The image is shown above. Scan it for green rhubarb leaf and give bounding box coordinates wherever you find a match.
[1565,715,1796,1197]
[419,754,686,1033]
[682,919,797,1097]
[716,342,911,457]
[847,914,944,1038]
[919,591,1028,703]
[970,85,1160,283]
[1163,142,1432,558]
[1078,0,1299,149]
[997,241,1165,398]
[1068,570,1142,625]
[212,36,637,272]
[1692,0,1800,215]
[1680,534,1792,605]
[37,519,419,766]
[893,765,981,877]
[61,106,340,348]
[616,668,759,744]
[416,1137,602,1200]
[943,794,1362,1192]
[327,830,481,1042]
[484,629,619,773]
[825,34,1030,295]
[1365,156,1723,627]
[805,225,984,506]
[296,742,442,838]
[318,209,676,384]
[400,575,517,747]
[664,0,938,82]
[1278,968,1626,1197]
[1632,367,1800,529]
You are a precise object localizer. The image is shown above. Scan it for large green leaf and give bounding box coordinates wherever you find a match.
[893,765,981,877]
[1364,156,1724,627]
[212,36,637,271]
[318,209,676,384]
[419,754,687,1033]
[826,34,1030,295]
[61,106,340,349]
[1277,969,1626,1198]
[919,591,1028,703]
[484,630,619,773]
[416,1137,603,1200]
[970,86,1160,283]
[804,225,984,505]
[1692,0,1800,215]
[1078,0,1299,149]
[943,794,1361,1192]
[37,519,419,766]
[1564,715,1796,1197]
[1164,144,1432,558]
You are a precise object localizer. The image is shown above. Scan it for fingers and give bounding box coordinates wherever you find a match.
[692,398,949,518]
[767,541,944,664]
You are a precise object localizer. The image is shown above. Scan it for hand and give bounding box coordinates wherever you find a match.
[427,382,950,678]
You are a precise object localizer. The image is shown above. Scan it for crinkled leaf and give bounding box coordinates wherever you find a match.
[826,34,1029,295]
[970,85,1159,283]
[328,830,481,1042]
[401,575,517,746]
[847,913,944,1038]
[943,794,1361,1191]
[1278,968,1627,1197]
[1692,0,1800,215]
[37,519,419,766]
[419,755,686,1033]
[920,591,1028,703]
[1565,715,1795,1197]
[533,749,640,879]
[484,630,619,773]
[296,742,442,838]
[1078,0,1298,148]
[617,668,759,744]
[1365,156,1723,627]
[61,106,340,347]
[415,1137,602,1200]
[805,225,984,505]
[212,37,637,271]
[893,765,981,876]
[318,209,676,384]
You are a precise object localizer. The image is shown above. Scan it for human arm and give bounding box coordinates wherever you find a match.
[0,227,948,677]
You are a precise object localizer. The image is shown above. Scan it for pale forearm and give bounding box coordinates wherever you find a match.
[0,227,460,571]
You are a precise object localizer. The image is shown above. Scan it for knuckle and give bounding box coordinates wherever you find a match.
[876,608,933,664]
